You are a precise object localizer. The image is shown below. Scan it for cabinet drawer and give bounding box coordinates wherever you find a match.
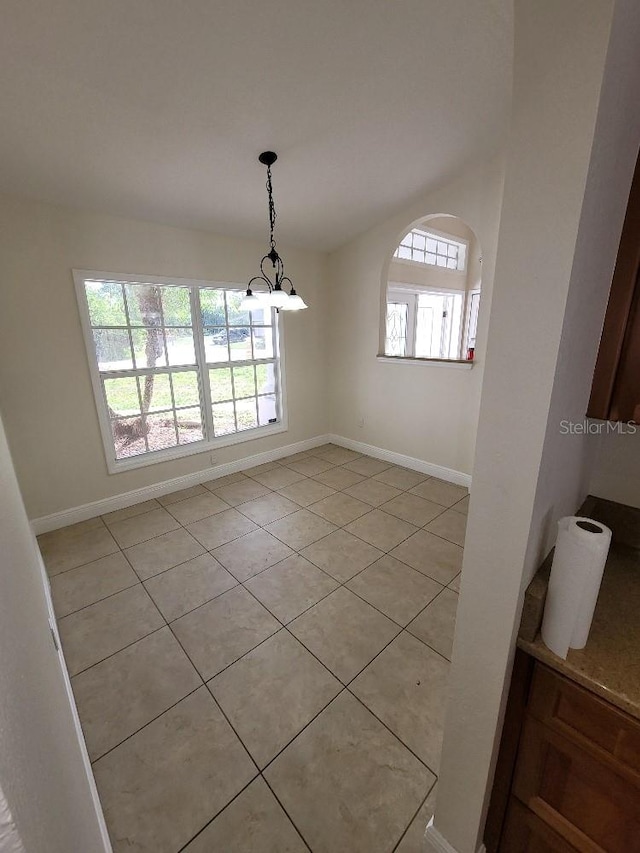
[528,664,640,780]
[513,715,640,852]
[501,798,577,853]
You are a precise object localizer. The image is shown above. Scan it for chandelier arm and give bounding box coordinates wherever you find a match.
[248,273,273,292]
[259,257,275,287]
[274,254,284,285]
[259,254,282,289]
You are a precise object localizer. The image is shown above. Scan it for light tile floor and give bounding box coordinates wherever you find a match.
[39,445,468,853]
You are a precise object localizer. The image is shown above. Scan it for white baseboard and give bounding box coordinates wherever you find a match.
[30,434,331,534]
[30,432,471,534]
[34,545,113,851]
[328,434,472,488]
[425,819,486,853]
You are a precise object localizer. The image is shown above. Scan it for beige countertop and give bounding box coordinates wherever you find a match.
[518,534,640,722]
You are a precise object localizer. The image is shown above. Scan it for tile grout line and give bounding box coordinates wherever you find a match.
[168,655,318,853]
[90,682,204,766]
[231,521,452,664]
[240,577,434,777]
[42,547,122,580]
[55,498,459,689]
[217,584,442,845]
[174,775,260,853]
[259,775,314,853]
[41,463,462,578]
[199,682,318,851]
[66,622,168,678]
[56,576,142,620]
[346,687,441,777]
[62,521,450,686]
[59,487,460,670]
[390,777,439,853]
[157,603,276,812]
[42,453,467,850]
[230,552,454,780]
[88,613,435,851]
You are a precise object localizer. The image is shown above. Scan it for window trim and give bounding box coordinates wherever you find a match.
[73,270,288,474]
[376,354,473,369]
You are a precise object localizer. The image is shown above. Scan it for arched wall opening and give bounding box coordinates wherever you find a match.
[327,155,504,483]
[379,214,483,364]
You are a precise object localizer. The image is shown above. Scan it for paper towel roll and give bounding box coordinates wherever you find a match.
[541,516,611,659]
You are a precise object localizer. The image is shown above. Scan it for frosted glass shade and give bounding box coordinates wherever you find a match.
[239,291,262,311]
[282,293,307,311]
[269,287,289,308]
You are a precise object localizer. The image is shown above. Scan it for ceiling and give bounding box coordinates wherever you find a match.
[0,0,512,251]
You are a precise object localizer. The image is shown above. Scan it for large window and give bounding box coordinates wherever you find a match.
[393,228,467,271]
[75,271,284,472]
[385,286,478,360]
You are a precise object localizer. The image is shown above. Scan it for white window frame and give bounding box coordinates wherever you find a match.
[393,226,468,272]
[386,283,476,361]
[466,288,481,352]
[74,270,287,474]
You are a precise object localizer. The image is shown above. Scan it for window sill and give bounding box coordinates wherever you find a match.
[106,421,288,474]
[376,355,474,370]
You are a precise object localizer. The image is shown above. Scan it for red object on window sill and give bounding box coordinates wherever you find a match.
[467,347,475,361]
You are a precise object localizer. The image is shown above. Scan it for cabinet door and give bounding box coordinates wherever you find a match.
[588,151,640,421]
[608,271,640,421]
[501,798,577,853]
[513,716,640,852]
[527,664,640,779]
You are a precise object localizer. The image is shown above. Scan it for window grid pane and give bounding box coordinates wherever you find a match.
[208,359,277,435]
[176,406,204,445]
[82,278,281,465]
[385,302,409,356]
[393,229,465,271]
[235,396,259,432]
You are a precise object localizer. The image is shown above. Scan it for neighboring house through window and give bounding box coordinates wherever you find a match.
[74,271,284,472]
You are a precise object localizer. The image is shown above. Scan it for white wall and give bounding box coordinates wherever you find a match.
[523,0,640,569]
[388,258,468,292]
[0,197,329,518]
[431,1,640,851]
[327,157,505,478]
[0,412,107,852]
[590,430,640,508]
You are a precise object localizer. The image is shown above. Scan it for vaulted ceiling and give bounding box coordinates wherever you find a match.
[0,0,512,250]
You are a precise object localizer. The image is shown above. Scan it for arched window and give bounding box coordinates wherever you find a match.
[383,216,481,362]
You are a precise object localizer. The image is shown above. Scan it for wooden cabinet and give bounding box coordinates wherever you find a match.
[489,661,640,853]
[588,152,640,422]
[502,798,577,853]
[513,716,640,851]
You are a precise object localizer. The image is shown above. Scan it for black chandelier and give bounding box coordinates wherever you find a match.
[240,151,307,312]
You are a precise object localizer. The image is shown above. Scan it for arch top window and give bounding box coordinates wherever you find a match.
[393,228,467,272]
[381,216,481,365]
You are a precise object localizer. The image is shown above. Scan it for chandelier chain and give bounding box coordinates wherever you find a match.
[266,164,277,251]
